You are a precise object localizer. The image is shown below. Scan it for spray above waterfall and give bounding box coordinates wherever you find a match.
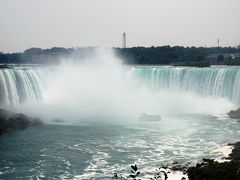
[0,48,238,122]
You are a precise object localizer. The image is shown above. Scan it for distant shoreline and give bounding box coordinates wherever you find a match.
[1,46,240,66]
[1,63,240,69]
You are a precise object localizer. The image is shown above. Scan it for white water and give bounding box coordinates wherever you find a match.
[0,49,238,121]
[1,49,240,180]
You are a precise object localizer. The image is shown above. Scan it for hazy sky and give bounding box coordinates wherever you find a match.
[0,0,240,52]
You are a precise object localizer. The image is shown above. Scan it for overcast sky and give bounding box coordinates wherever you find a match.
[0,0,240,52]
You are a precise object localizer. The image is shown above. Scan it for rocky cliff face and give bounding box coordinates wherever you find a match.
[0,109,43,135]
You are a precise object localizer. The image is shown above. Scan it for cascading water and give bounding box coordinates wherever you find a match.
[1,66,240,106]
[0,67,48,105]
[1,63,240,179]
[130,66,240,105]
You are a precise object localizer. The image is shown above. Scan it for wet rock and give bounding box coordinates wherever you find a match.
[168,162,188,175]
[187,161,240,180]
[228,142,240,161]
[202,158,214,164]
[187,146,240,180]
[228,108,240,119]
[171,164,187,171]
[0,109,43,135]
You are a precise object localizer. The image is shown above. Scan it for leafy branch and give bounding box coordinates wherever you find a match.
[130,164,141,180]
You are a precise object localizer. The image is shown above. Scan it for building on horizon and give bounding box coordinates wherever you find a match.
[122,32,126,48]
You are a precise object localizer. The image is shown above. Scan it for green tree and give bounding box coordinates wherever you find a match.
[217,55,224,61]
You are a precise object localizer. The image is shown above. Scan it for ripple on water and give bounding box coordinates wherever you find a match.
[1,114,240,179]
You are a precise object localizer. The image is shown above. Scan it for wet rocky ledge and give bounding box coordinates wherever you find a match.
[152,142,240,180]
[184,142,240,180]
[228,108,240,119]
[0,108,43,135]
[158,108,240,180]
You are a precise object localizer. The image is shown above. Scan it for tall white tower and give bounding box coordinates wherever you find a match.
[122,32,126,48]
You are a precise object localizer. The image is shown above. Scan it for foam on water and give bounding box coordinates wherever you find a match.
[0,115,240,179]
[2,49,235,122]
[1,49,240,179]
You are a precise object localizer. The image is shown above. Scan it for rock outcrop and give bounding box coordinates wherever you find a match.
[0,109,43,135]
[228,142,240,161]
[187,143,240,180]
[187,160,240,180]
[227,108,240,119]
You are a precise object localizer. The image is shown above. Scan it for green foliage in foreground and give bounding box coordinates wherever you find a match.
[112,160,240,180]
[112,164,173,180]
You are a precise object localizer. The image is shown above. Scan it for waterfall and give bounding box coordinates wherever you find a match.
[1,66,240,106]
[0,68,48,105]
[130,66,240,104]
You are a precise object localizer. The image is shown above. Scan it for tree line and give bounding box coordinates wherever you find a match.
[1,46,240,65]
